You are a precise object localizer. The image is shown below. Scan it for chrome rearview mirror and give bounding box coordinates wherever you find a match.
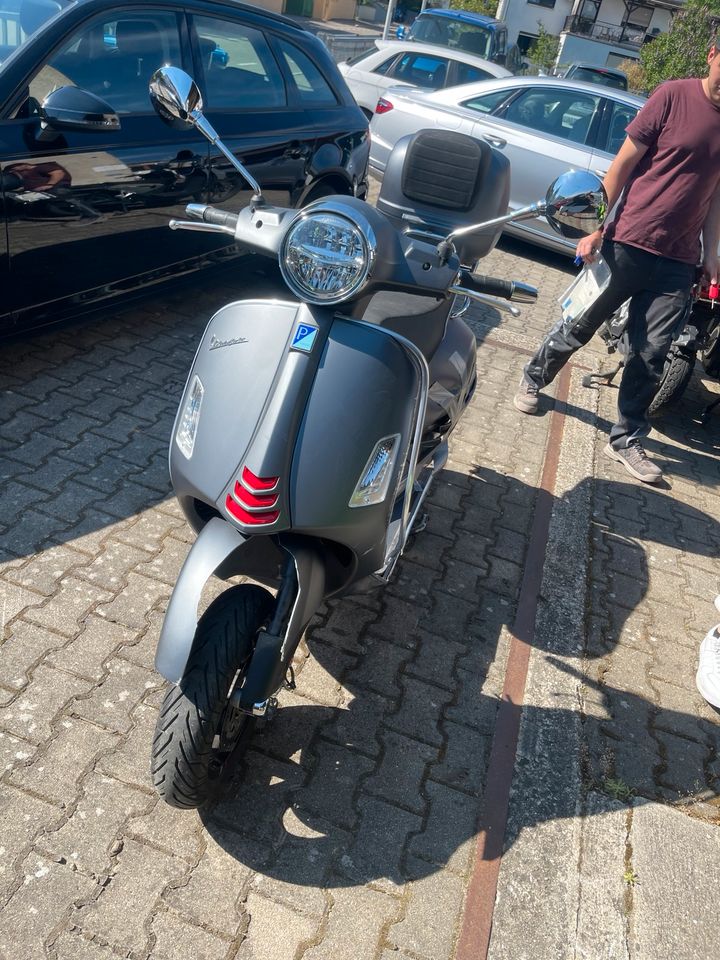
[149,66,264,204]
[438,170,607,263]
[149,66,203,128]
[544,171,607,239]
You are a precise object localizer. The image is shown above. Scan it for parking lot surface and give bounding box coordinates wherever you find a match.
[0,226,718,959]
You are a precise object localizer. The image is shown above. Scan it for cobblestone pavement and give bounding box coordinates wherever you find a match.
[0,221,718,960]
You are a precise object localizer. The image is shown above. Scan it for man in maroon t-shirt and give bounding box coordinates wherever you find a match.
[513,42,720,484]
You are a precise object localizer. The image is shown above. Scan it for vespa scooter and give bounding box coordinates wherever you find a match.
[147,67,606,808]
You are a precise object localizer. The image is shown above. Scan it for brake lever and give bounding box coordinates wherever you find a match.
[168,219,236,236]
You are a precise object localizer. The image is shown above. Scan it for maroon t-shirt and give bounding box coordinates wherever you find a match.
[604,78,720,263]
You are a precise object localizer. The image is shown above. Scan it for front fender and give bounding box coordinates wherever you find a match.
[155,517,247,683]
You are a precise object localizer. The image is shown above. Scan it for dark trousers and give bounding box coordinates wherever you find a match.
[523,241,694,448]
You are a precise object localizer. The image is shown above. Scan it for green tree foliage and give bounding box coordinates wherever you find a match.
[450,0,499,17]
[527,23,559,72]
[640,0,720,92]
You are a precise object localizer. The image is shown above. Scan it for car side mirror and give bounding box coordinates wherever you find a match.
[40,86,120,135]
[544,170,607,239]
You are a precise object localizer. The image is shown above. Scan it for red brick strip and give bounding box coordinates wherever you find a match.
[455,363,572,960]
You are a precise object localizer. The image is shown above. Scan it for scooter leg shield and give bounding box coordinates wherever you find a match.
[155,517,248,683]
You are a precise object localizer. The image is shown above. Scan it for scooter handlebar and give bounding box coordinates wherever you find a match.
[458,270,537,304]
[186,204,239,232]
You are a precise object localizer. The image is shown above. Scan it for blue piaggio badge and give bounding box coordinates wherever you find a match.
[291,323,318,353]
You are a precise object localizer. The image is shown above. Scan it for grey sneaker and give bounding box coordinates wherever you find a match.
[513,378,540,414]
[604,441,663,483]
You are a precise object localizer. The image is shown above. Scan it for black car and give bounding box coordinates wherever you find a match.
[0,0,369,334]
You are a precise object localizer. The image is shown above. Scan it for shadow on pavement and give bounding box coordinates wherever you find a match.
[199,467,720,887]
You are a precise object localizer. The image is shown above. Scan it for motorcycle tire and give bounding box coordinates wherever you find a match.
[648,351,695,415]
[701,320,720,378]
[151,583,274,809]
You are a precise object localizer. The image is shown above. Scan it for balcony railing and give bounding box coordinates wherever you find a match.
[562,15,648,47]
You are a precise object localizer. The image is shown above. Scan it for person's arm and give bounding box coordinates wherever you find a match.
[576,135,649,263]
[702,180,720,284]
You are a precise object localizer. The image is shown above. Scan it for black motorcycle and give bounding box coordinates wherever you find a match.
[586,279,720,421]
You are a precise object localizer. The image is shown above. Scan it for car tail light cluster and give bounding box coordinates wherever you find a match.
[375,98,393,114]
[225,466,280,526]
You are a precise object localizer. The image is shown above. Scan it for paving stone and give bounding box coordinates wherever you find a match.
[321,688,388,760]
[0,855,97,960]
[363,729,436,815]
[295,642,358,708]
[95,699,157,792]
[150,909,232,960]
[114,510,185,554]
[211,752,304,844]
[385,676,453,748]
[74,541,149,592]
[47,615,139,682]
[404,630,465,691]
[305,599,377,652]
[71,657,160,734]
[95,572,171,629]
[0,783,61,900]
[134,535,191,587]
[0,664,93,743]
[126,796,204,862]
[431,721,489,796]
[445,669,501,733]
[42,771,153,875]
[2,543,90,597]
[236,892,319,960]
[438,555,488,600]
[342,633,411,700]
[408,780,478,875]
[369,596,424,649]
[340,796,422,889]
[303,886,399,960]
[10,717,120,804]
[259,687,330,766]
[388,869,465,960]
[23,578,113,638]
[54,931,118,959]
[165,827,267,934]
[0,728,35,775]
[297,742,374,830]
[0,620,66,689]
[654,731,711,798]
[77,838,186,953]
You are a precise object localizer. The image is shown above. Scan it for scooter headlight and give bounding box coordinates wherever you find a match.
[176,375,203,459]
[280,205,375,305]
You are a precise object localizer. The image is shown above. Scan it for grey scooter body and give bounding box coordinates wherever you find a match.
[147,66,604,807]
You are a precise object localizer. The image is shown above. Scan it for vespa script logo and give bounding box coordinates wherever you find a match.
[209,333,249,351]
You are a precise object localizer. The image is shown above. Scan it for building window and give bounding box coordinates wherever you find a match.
[528,0,556,7]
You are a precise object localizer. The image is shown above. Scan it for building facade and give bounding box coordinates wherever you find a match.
[496,0,682,69]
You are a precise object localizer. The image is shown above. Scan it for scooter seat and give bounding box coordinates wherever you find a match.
[361,291,448,361]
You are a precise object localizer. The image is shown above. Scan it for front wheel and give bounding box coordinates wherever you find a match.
[648,350,695,415]
[151,584,274,808]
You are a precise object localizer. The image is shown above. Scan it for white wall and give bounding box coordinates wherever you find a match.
[499,0,673,48]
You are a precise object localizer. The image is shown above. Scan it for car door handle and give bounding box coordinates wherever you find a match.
[594,168,608,178]
[483,134,506,148]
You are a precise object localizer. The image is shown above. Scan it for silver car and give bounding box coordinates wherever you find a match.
[337,40,511,120]
[369,76,646,254]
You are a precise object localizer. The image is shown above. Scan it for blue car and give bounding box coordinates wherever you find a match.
[403,9,524,74]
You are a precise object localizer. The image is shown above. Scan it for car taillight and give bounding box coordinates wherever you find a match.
[225,467,280,526]
[375,98,393,114]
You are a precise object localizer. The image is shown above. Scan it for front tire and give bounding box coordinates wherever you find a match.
[648,350,695,415]
[151,584,274,808]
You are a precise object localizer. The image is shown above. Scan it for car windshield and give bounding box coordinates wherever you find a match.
[410,16,492,60]
[572,67,626,90]
[0,0,68,66]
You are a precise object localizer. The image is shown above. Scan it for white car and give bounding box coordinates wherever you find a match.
[337,40,511,119]
[370,76,645,255]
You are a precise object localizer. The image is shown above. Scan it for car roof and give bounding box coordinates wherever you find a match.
[420,74,646,107]
[71,0,308,33]
[413,9,502,28]
[372,39,512,75]
[568,62,628,77]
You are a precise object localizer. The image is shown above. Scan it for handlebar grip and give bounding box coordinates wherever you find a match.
[200,206,239,231]
[460,271,515,300]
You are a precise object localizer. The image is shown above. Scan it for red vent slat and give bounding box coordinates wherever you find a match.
[233,481,278,509]
[242,466,279,492]
[225,495,279,526]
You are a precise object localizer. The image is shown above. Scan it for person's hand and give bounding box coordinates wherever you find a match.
[702,254,719,285]
[576,230,603,264]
